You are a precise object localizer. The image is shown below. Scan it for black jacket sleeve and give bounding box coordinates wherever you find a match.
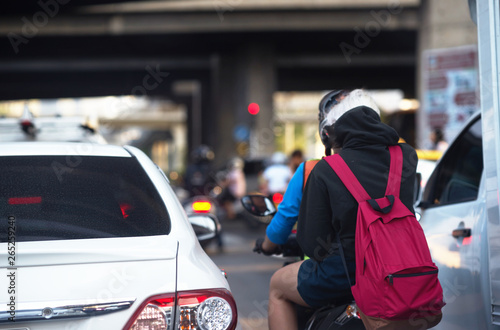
[297,166,336,261]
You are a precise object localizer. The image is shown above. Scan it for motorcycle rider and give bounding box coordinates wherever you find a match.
[260,151,292,197]
[184,145,215,197]
[264,89,418,330]
[289,149,305,173]
[254,90,349,258]
[218,157,247,220]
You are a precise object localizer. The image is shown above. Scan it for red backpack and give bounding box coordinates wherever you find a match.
[325,145,445,322]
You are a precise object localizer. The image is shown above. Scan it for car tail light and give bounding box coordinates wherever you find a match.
[272,193,283,204]
[19,105,36,136]
[192,201,212,213]
[8,196,42,205]
[124,289,237,330]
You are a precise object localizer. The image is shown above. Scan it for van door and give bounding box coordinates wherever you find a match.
[475,0,500,326]
[419,115,487,329]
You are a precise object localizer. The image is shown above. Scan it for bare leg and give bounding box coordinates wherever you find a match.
[268,260,310,330]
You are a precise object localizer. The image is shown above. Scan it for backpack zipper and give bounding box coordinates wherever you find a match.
[387,270,438,285]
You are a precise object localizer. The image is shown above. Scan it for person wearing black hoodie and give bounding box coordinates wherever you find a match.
[267,89,418,330]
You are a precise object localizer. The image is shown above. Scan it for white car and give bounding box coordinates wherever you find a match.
[0,114,107,144]
[415,150,443,191]
[0,142,237,330]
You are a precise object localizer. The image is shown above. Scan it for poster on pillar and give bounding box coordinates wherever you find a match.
[422,45,479,147]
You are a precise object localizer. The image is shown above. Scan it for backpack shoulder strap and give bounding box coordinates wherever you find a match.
[385,145,403,198]
[303,159,321,192]
[324,154,371,203]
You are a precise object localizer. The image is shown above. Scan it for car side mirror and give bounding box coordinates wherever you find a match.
[188,213,219,242]
[468,0,477,25]
[241,195,277,217]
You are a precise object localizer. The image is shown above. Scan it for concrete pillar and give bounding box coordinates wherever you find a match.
[245,43,276,159]
[416,0,478,148]
[213,43,276,167]
[212,53,240,168]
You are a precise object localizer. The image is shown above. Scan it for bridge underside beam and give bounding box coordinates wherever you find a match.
[0,9,418,36]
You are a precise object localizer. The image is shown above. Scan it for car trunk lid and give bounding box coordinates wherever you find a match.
[0,236,178,328]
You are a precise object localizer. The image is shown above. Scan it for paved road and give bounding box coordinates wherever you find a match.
[205,218,285,330]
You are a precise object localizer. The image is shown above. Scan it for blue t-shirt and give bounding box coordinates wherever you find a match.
[266,162,305,244]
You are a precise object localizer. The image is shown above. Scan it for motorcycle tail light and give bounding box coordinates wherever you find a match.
[124,289,237,330]
[192,201,212,213]
[272,193,283,204]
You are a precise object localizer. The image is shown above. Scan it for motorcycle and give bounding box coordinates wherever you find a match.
[175,186,223,250]
[208,170,267,229]
[241,194,365,330]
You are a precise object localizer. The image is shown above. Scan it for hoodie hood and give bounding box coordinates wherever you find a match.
[327,106,399,149]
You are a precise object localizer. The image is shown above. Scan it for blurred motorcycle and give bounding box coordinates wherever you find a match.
[175,186,223,250]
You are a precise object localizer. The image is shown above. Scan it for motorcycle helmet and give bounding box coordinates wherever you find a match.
[191,145,215,163]
[270,152,287,165]
[318,89,381,154]
[318,90,351,148]
[228,157,244,170]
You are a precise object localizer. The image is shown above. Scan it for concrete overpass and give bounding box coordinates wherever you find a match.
[0,0,420,163]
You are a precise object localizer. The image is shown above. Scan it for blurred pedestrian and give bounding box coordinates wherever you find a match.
[430,128,449,152]
[289,149,305,173]
[218,157,247,220]
[260,152,292,196]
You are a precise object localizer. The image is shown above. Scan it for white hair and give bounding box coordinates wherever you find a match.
[324,89,381,126]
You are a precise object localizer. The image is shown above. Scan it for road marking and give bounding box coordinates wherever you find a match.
[239,317,268,330]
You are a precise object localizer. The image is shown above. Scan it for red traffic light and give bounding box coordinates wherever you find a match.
[248,103,260,115]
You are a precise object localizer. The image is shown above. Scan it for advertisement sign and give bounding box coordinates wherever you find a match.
[422,45,479,145]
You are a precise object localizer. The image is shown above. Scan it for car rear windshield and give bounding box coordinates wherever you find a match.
[0,156,171,242]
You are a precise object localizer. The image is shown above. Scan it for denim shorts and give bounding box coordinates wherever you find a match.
[297,254,356,308]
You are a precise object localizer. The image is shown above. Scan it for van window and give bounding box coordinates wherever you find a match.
[423,117,483,206]
[0,156,171,242]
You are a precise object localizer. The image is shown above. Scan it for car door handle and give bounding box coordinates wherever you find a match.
[452,228,471,238]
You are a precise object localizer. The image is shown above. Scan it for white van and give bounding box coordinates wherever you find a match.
[417,111,489,329]
[417,0,500,328]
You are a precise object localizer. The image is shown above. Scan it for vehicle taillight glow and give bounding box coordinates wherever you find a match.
[192,201,212,213]
[20,119,33,127]
[272,193,283,204]
[20,119,35,135]
[120,203,133,219]
[124,289,237,330]
[462,236,473,245]
[8,197,42,205]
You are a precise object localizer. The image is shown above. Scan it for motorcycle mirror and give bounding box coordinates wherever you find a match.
[241,194,277,217]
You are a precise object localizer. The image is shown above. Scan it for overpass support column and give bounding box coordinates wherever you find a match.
[246,43,276,159]
[213,43,276,166]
